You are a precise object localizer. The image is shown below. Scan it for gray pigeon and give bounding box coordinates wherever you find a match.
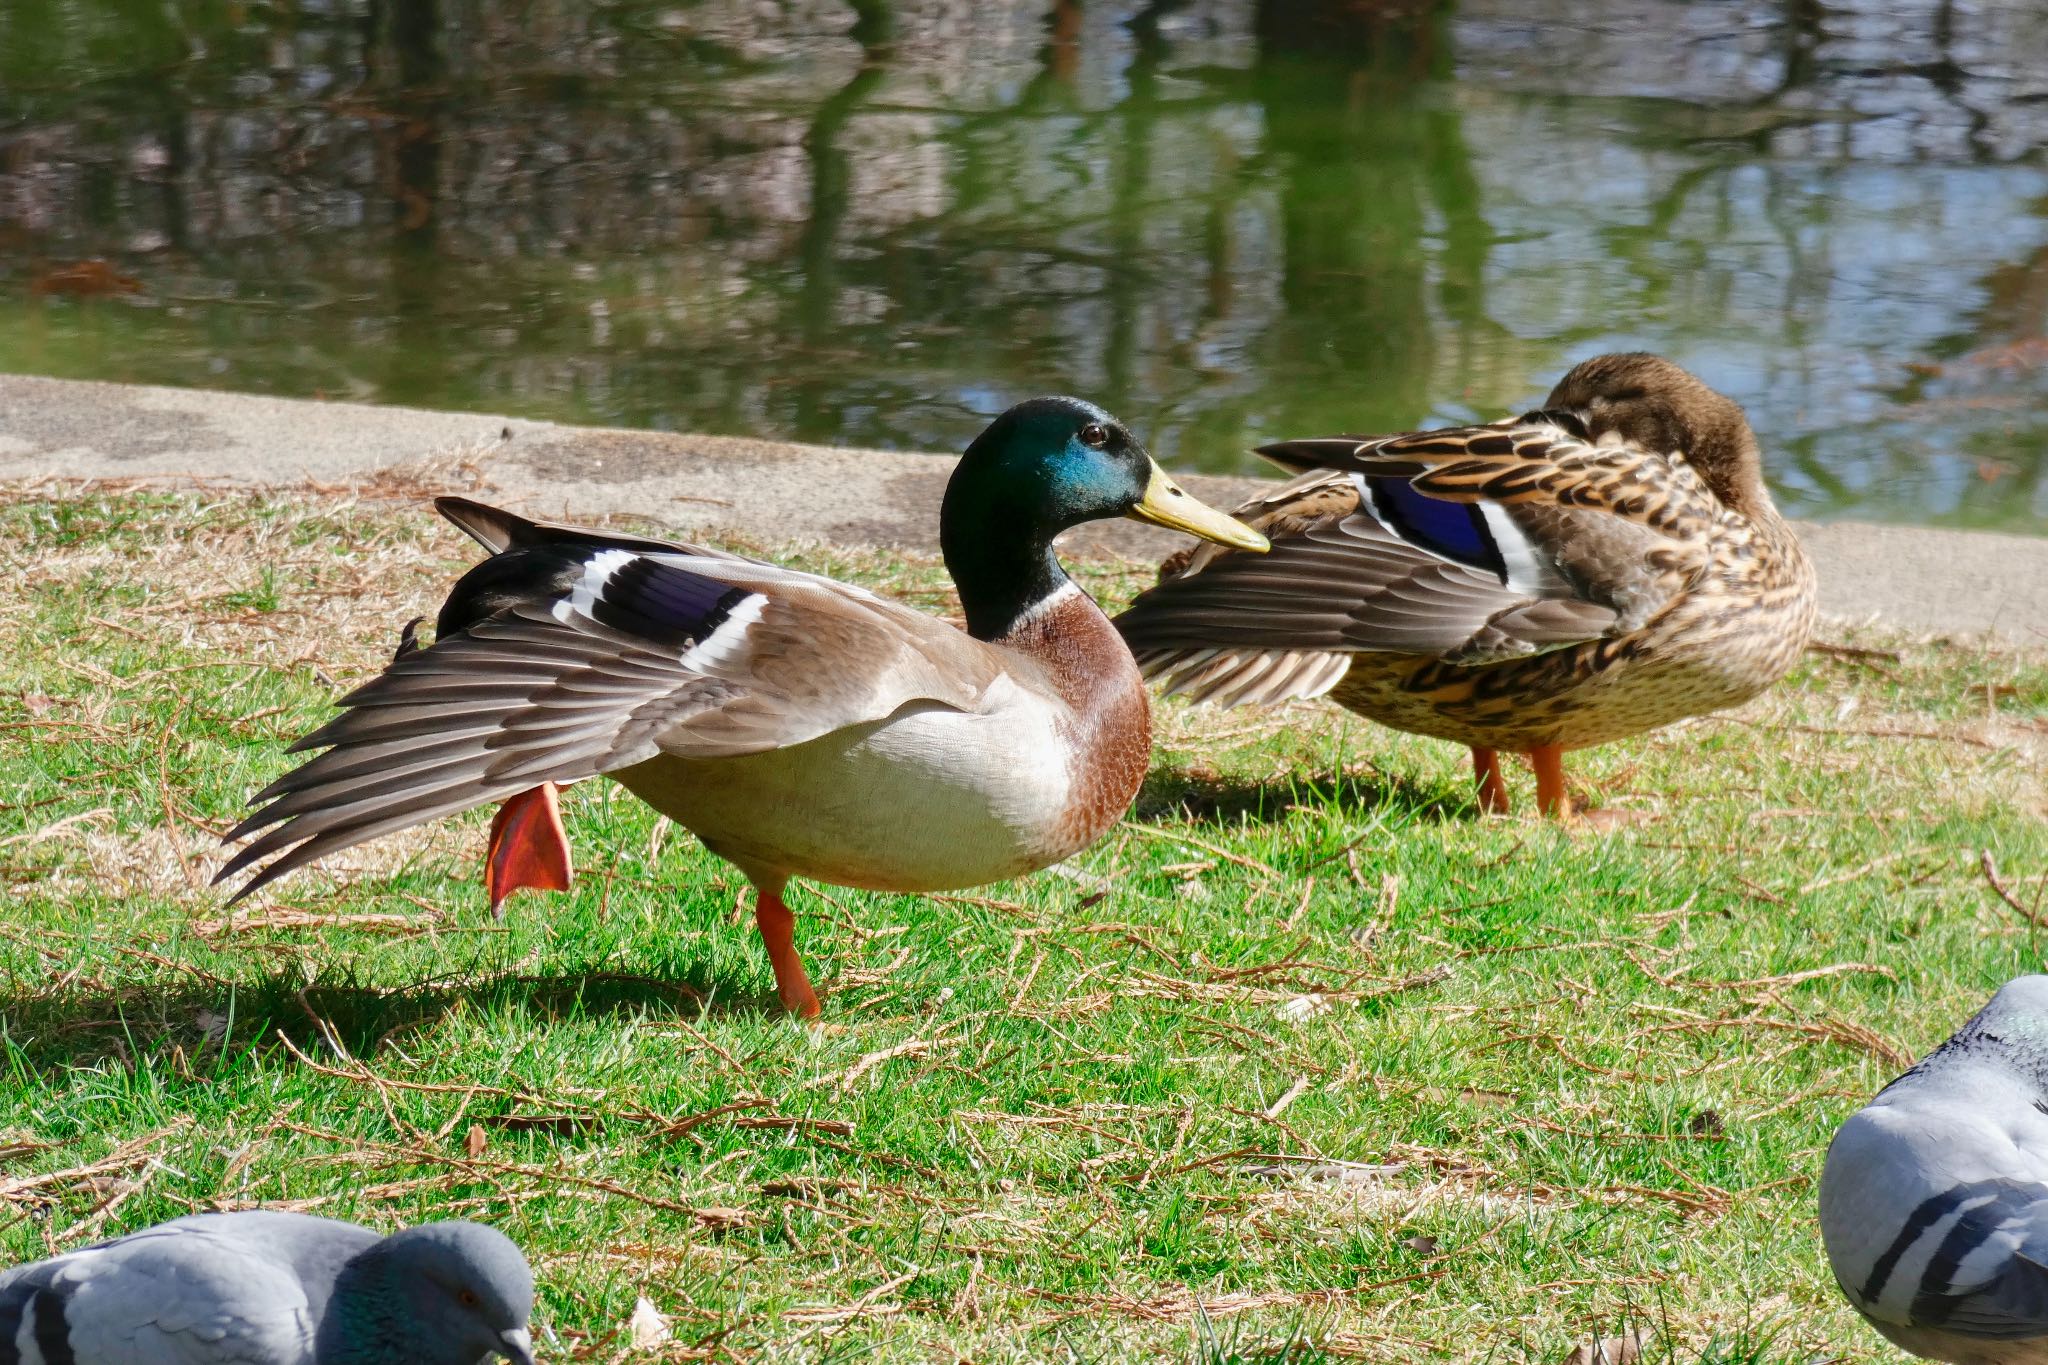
[1820,975,2048,1364]
[0,1210,535,1365]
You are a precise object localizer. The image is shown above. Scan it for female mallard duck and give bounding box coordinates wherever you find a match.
[1114,353,1817,818]
[218,398,1266,1016]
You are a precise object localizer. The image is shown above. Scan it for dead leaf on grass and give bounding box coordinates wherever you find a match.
[627,1294,671,1348]
[1563,1329,1650,1364]
[1276,993,1330,1023]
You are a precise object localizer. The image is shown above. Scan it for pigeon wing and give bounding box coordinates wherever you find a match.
[1905,1191,2048,1339]
[0,1226,316,1364]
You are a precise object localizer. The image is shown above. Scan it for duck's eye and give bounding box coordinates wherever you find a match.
[459,1289,480,1308]
[1077,423,1111,449]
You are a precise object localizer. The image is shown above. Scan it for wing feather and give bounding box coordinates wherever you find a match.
[0,1230,317,1365]
[1895,1184,2048,1338]
[1114,417,1712,708]
[220,516,1004,900]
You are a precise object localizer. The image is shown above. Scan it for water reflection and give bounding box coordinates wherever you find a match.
[2,0,2047,531]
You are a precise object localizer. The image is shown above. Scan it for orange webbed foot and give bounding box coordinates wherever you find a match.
[485,782,573,918]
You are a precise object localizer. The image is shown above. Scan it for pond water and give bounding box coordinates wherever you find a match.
[5,0,2048,532]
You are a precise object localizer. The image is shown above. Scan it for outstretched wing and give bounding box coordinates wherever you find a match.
[1113,414,1713,707]
[218,506,1006,899]
[434,494,759,563]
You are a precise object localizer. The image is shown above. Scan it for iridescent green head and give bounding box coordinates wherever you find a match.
[940,396,1265,639]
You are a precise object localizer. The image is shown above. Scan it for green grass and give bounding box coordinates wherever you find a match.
[3,486,2046,1363]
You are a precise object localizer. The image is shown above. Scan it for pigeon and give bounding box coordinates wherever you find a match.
[1820,975,2048,1364]
[0,1211,535,1365]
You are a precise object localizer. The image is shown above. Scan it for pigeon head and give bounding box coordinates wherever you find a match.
[325,1220,536,1365]
[1961,975,2048,1049]
[1906,974,2048,1095]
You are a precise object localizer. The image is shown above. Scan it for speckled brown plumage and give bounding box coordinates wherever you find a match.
[1114,353,1818,814]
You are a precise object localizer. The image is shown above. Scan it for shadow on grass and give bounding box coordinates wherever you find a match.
[0,964,779,1075]
[1135,759,1469,827]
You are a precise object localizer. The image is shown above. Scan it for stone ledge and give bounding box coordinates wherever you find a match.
[4,371,2042,642]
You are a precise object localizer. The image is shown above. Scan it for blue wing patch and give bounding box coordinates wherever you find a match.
[1366,476,1508,583]
[590,556,752,648]
[438,544,759,649]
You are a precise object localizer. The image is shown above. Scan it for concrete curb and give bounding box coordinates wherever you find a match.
[4,371,2044,642]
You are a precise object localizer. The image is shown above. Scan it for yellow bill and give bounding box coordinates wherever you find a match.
[1126,460,1269,552]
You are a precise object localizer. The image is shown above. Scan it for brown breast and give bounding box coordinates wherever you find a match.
[996,587,1152,855]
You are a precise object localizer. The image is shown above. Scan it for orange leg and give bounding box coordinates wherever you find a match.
[484,782,573,918]
[754,882,821,1019]
[1471,746,1510,815]
[1528,744,1573,819]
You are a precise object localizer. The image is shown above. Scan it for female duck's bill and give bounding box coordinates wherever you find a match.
[216,397,1264,1018]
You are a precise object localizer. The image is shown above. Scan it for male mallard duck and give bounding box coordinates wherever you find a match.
[1114,353,1817,817]
[217,398,1265,1016]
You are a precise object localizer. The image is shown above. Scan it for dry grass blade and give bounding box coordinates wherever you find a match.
[0,1119,195,1213]
[1981,849,2048,927]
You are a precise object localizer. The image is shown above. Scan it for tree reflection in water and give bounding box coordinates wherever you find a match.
[2,0,2046,531]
